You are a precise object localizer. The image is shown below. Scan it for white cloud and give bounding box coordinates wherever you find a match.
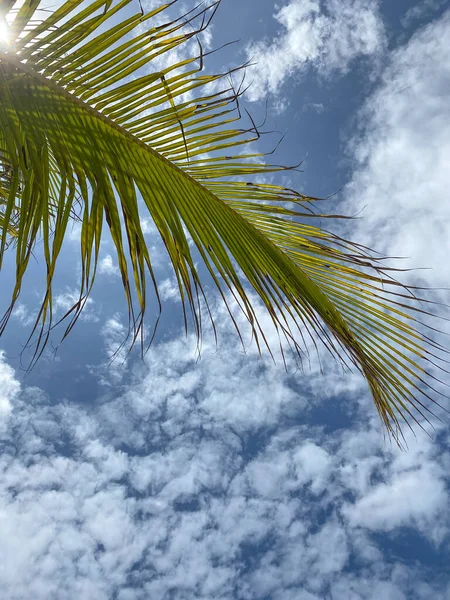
[303,102,325,113]
[341,427,449,540]
[139,217,156,235]
[67,221,82,242]
[402,0,448,27]
[344,466,447,532]
[137,217,167,270]
[245,0,386,102]
[0,350,19,428]
[53,287,99,322]
[98,254,120,277]
[345,11,450,290]
[1,6,450,600]
[158,277,180,302]
[0,294,449,599]
[11,303,35,327]
[98,315,130,384]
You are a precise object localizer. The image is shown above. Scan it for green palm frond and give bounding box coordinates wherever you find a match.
[0,0,448,442]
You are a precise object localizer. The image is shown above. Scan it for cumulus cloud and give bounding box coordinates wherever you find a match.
[345,466,447,533]
[245,0,386,102]
[342,432,448,539]
[0,330,449,600]
[98,254,120,277]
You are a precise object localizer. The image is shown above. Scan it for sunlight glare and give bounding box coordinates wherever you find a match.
[0,18,10,47]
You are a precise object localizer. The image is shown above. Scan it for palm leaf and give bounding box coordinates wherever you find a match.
[0,0,447,442]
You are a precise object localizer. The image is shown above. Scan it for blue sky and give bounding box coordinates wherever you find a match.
[1,0,450,598]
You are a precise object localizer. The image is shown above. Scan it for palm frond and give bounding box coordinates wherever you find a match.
[0,0,448,442]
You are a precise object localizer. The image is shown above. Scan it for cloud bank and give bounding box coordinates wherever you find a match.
[0,299,449,599]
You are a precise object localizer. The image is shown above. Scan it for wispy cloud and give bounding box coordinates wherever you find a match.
[303,102,325,113]
[402,0,449,28]
[11,303,36,327]
[245,0,386,103]
[54,287,99,322]
[98,315,130,384]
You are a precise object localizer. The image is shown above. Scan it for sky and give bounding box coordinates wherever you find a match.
[1,0,450,598]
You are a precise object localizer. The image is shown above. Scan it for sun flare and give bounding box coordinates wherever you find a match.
[0,18,9,46]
